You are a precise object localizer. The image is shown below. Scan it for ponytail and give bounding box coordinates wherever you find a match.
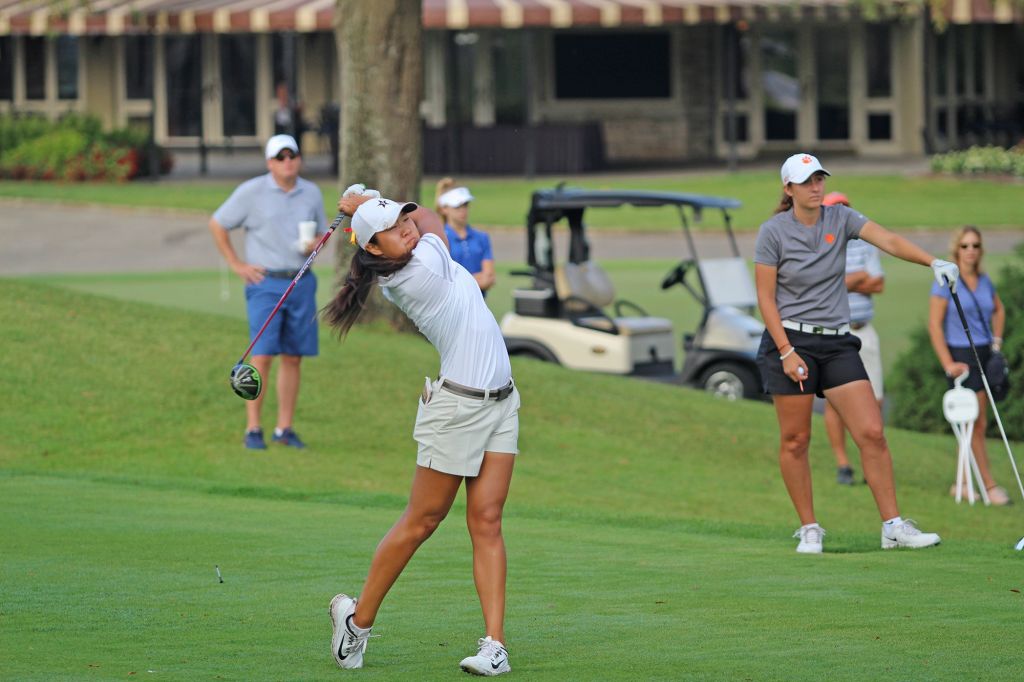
[321,249,410,337]
[773,191,793,214]
[434,176,456,214]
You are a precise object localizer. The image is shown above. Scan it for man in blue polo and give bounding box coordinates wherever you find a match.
[209,134,327,450]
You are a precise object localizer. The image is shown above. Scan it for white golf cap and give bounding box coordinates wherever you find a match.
[265,134,299,159]
[437,186,474,208]
[351,197,418,248]
[780,153,830,185]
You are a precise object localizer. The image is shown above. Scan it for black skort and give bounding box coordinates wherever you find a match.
[756,329,869,398]
[947,344,992,392]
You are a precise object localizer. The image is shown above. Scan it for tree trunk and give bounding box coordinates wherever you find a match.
[332,0,423,332]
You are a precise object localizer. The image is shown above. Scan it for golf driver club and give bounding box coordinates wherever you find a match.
[229,211,347,400]
[947,281,1024,516]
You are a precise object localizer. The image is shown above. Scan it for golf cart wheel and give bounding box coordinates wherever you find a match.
[699,363,759,401]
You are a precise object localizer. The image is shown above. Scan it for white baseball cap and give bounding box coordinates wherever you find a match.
[265,134,299,159]
[780,153,830,185]
[351,197,418,248]
[438,186,474,208]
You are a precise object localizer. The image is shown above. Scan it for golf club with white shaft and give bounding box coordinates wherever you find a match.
[946,281,1024,516]
[229,211,347,400]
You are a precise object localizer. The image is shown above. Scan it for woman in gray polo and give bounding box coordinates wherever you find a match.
[754,153,957,554]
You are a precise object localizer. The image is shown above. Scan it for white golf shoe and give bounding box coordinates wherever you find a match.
[329,593,371,669]
[793,524,825,554]
[881,519,941,549]
[459,636,511,676]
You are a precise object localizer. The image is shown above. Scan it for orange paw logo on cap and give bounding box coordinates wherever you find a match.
[802,156,812,164]
[824,233,835,244]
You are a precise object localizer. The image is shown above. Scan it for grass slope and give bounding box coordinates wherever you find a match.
[2,171,1023,231]
[2,280,1023,680]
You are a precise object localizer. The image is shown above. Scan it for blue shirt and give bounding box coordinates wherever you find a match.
[931,274,996,347]
[213,173,327,270]
[444,224,493,276]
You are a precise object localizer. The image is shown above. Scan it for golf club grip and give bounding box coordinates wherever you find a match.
[235,212,347,365]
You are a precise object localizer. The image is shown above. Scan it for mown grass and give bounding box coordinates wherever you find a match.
[2,170,1022,231]
[2,280,1023,680]
[27,251,1016,377]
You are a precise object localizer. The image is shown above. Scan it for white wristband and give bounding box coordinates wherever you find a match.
[780,346,796,361]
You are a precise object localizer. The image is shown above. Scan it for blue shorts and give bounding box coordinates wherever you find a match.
[245,273,319,357]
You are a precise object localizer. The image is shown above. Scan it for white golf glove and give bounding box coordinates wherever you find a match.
[931,259,959,293]
[342,183,381,199]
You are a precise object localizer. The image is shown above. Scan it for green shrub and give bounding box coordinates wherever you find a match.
[930,145,1024,178]
[889,244,1024,440]
[0,112,170,181]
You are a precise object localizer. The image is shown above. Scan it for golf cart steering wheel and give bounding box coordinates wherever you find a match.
[661,261,691,290]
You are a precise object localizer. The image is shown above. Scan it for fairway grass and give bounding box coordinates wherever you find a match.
[2,280,1023,680]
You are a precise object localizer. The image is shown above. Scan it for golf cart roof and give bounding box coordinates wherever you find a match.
[530,188,742,213]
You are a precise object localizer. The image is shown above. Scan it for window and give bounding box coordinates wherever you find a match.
[493,32,525,124]
[866,25,891,98]
[816,28,849,140]
[220,35,257,136]
[935,31,948,98]
[761,29,798,140]
[0,38,11,101]
[722,113,748,142]
[165,36,202,136]
[722,29,750,100]
[272,33,298,93]
[868,113,891,140]
[56,36,79,100]
[125,36,153,99]
[25,38,46,100]
[554,33,670,99]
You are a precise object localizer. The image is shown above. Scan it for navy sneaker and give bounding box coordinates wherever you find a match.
[244,428,267,450]
[272,427,306,449]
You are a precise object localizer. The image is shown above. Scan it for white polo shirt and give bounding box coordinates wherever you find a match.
[378,233,511,390]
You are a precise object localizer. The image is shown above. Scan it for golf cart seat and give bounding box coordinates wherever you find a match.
[555,261,674,335]
[698,257,758,310]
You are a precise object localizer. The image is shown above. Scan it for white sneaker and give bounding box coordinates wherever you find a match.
[793,524,825,554]
[881,519,941,549]
[329,594,371,669]
[459,636,511,676]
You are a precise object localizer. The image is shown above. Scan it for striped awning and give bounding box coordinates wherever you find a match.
[0,0,1018,36]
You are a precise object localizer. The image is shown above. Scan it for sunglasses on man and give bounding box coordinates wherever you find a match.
[274,151,299,161]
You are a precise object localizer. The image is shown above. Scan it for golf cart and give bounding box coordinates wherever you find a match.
[501,187,765,400]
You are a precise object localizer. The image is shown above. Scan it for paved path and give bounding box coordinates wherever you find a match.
[2,200,1022,276]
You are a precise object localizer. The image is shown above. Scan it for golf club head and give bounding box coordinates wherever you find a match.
[230,363,262,401]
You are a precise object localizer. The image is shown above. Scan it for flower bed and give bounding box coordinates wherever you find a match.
[0,112,172,182]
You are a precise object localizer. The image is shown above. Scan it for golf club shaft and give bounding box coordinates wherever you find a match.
[235,211,347,365]
[948,285,1024,500]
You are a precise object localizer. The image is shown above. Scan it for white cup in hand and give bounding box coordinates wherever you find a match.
[297,220,317,252]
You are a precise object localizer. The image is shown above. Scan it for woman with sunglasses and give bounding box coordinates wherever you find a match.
[927,226,1010,505]
[322,186,519,676]
[755,153,955,554]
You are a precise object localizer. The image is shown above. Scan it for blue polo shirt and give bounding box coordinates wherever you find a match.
[931,274,997,347]
[444,224,493,276]
[213,173,327,270]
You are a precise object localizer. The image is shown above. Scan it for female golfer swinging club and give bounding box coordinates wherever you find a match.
[755,153,956,554]
[322,187,520,675]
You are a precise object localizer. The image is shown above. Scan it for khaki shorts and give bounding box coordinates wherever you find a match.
[852,322,884,400]
[413,379,520,477]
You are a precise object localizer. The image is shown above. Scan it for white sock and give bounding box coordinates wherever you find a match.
[883,516,903,526]
[801,523,820,531]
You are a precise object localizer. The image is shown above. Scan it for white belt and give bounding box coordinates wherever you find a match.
[782,319,851,336]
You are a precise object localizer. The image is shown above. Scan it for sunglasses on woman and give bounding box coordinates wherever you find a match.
[959,242,981,250]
